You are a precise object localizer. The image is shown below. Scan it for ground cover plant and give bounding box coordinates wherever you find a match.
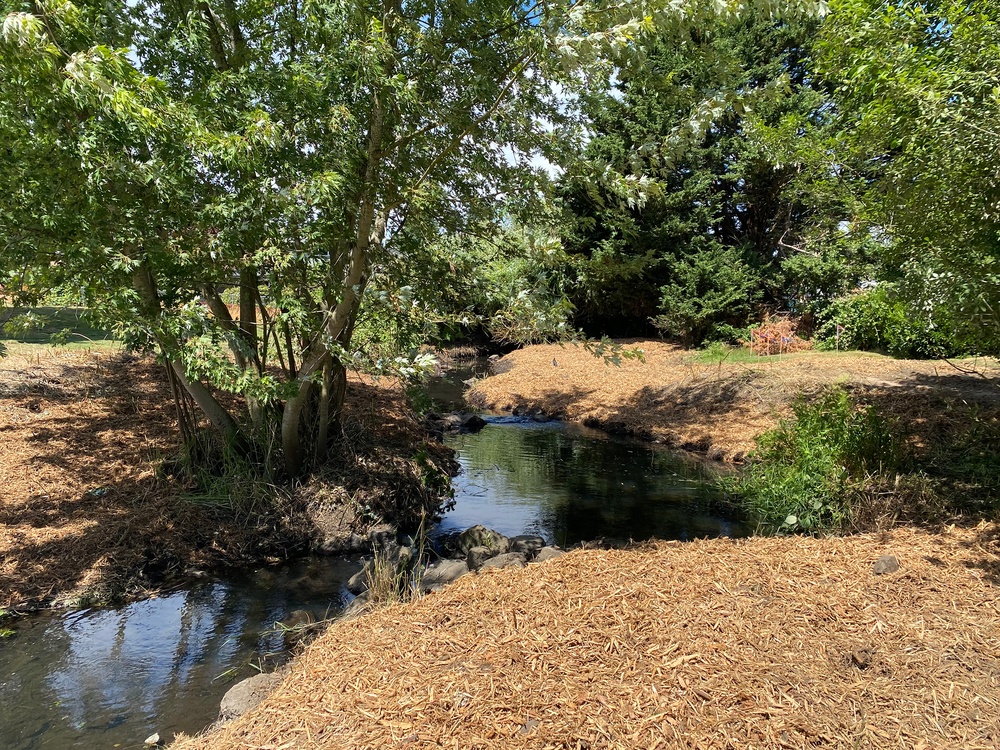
[727,387,1000,533]
[726,388,901,531]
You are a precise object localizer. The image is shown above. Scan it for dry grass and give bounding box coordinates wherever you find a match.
[175,523,1000,749]
[468,342,1000,461]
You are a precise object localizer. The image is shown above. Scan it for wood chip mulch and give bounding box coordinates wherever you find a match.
[468,342,1000,461]
[176,524,1000,749]
[0,344,449,609]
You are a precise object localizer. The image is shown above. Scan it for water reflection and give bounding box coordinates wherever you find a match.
[0,557,360,749]
[439,421,748,546]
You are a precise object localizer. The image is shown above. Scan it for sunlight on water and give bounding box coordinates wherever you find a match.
[0,558,359,749]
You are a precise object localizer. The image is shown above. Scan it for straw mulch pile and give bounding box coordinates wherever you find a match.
[175,523,1000,749]
[468,342,1000,461]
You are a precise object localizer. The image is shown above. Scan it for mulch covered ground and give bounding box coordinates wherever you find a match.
[469,342,1000,461]
[175,523,1000,749]
[0,344,448,610]
[0,344,194,608]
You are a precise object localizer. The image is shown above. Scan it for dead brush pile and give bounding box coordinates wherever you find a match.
[175,523,1000,750]
[747,316,813,356]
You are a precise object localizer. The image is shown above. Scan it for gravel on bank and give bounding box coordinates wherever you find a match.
[175,523,1000,749]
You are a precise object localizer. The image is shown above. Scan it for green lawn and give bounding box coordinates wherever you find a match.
[1,307,115,343]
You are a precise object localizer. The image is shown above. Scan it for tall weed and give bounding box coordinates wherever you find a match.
[726,388,900,532]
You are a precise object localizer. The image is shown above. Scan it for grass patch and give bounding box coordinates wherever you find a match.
[1,306,115,344]
[364,515,430,606]
[687,342,769,365]
[725,387,1000,533]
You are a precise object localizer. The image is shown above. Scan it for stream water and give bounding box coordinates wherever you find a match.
[0,361,748,748]
[0,558,361,749]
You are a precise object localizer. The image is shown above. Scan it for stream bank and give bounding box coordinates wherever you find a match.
[468,340,1000,462]
[174,522,1000,750]
[0,350,753,749]
[0,346,455,612]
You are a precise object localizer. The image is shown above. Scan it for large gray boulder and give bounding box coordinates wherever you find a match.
[456,525,510,556]
[428,412,488,434]
[346,560,373,595]
[479,552,527,571]
[313,532,367,555]
[421,559,470,592]
[509,535,546,559]
[341,592,370,620]
[466,545,497,571]
[219,672,283,722]
[534,546,566,563]
[873,555,900,575]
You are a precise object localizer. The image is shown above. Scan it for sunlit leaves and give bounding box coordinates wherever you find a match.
[818,0,1000,352]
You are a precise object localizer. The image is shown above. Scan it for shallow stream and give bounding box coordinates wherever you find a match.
[0,361,748,748]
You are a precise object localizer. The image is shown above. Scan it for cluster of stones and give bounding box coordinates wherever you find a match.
[423,411,488,438]
[345,524,565,598]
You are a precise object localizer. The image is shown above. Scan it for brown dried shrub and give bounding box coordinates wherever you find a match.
[746,315,813,356]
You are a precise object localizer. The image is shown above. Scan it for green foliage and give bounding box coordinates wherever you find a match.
[727,389,900,532]
[818,0,1000,355]
[0,0,576,476]
[653,245,764,344]
[815,287,965,359]
[689,342,765,365]
[406,227,575,346]
[729,385,1000,531]
[558,14,857,340]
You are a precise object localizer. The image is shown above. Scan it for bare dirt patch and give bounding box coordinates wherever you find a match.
[469,342,1000,461]
[0,344,451,610]
[175,523,1000,749]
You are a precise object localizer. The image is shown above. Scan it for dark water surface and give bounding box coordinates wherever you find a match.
[0,557,360,749]
[1,361,747,748]
[438,418,749,546]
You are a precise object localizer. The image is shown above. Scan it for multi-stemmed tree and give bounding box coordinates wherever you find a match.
[1,0,825,478]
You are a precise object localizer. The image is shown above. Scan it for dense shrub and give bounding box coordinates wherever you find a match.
[726,387,1000,532]
[726,389,901,532]
[652,245,765,345]
[815,287,964,359]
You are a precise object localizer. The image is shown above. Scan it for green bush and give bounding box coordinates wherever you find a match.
[726,388,901,532]
[653,244,765,346]
[403,229,574,346]
[815,286,963,359]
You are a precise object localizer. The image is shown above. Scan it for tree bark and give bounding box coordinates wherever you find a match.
[132,263,242,443]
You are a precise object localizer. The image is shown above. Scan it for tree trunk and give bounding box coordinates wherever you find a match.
[132,263,242,445]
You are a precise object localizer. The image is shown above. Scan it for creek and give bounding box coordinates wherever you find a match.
[0,361,748,748]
